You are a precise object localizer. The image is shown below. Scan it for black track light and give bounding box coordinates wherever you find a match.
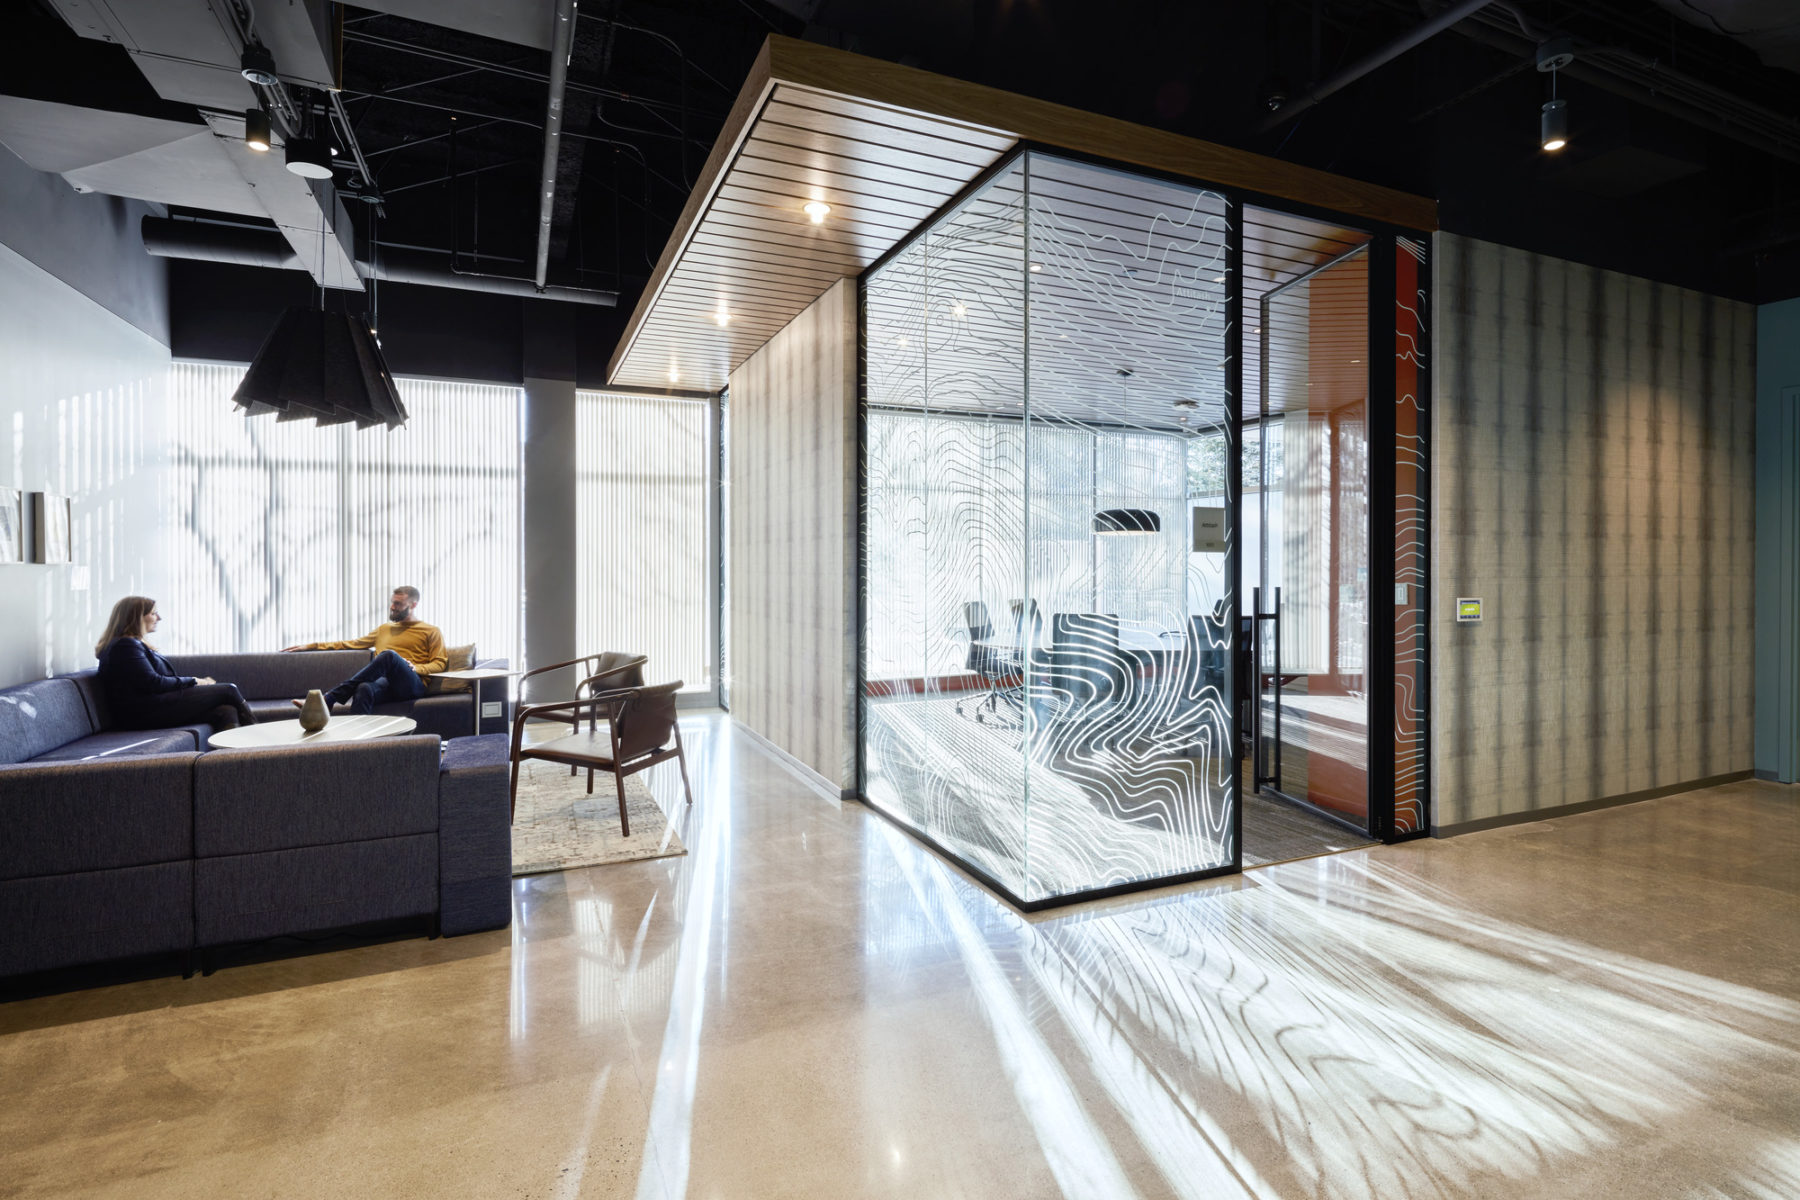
[243,108,271,153]
[240,44,278,87]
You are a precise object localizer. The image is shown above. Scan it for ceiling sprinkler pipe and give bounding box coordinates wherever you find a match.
[534,0,578,290]
[1258,0,1495,131]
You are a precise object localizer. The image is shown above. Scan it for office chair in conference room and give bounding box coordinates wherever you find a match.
[955,600,1023,726]
[1044,612,1127,747]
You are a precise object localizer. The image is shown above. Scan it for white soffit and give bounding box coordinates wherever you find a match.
[609,82,1015,392]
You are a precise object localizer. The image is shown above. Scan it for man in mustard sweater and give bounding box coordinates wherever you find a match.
[284,585,448,714]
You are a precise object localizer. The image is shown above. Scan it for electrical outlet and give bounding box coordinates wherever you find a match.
[481,701,502,718]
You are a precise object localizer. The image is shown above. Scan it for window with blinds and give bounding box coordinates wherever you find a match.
[165,362,521,663]
[575,391,714,693]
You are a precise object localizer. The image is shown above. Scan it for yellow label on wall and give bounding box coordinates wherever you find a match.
[1456,598,1482,623]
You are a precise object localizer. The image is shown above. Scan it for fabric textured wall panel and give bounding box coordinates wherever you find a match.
[726,280,857,790]
[1432,234,1756,831]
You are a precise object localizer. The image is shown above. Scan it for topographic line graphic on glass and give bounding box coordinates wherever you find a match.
[862,151,1236,904]
[1394,237,1427,834]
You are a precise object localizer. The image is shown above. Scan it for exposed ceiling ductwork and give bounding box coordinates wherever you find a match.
[32,0,363,289]
[140,216,618,306]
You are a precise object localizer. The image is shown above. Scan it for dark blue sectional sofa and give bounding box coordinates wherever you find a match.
[0,666,514,982]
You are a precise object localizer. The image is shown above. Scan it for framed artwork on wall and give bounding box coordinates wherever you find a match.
[0,488,20,563]
[30,493,72,564]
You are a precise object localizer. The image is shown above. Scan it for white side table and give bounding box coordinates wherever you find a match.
[434,668,518,737]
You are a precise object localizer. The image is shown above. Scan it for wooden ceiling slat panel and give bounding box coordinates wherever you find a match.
[768,84,1017,154]
[687,232,869,275]
[758,101,1010,169]
[611,36,1431,392]
[734,145,979,206]
[746,119,996,183]
[710,184,932,231]
[657,271,834,307]
[674,252,844,291]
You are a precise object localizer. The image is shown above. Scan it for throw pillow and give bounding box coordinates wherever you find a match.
[428,642,478,692]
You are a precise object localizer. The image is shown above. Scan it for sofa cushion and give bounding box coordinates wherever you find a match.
[63,670,113,731]
[195,835,436,947]
[0,753,198,877]
[426,643,478,694]
[0,679,96,766]
[247,698,300,724]
[0,862,193,976]
[30,728,199,762]
[402,694,474,740]
[165,651,371,701]
[193,735,441,856]
[438,734,511,937]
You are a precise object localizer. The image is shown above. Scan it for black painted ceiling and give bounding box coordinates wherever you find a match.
[11,0,1800,336]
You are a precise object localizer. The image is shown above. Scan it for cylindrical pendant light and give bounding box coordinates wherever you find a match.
[243,107,271,153]
[1540,98,1569,152]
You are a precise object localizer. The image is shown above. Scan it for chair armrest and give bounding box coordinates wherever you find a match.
[517,655,597,693]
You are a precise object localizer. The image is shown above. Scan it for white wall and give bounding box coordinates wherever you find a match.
[0,242,170,684]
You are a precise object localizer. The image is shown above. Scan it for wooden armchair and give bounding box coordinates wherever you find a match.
[508,680,693,837]
[516,651,647,776]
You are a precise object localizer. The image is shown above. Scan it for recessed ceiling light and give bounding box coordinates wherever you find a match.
[1351,358,1362,364]
[803,201,831,223]
[951,302,966,318]
[668,365,680,383]
[1028,262,1043,273]
[714,309,731,326]
[1212,275,1226,283]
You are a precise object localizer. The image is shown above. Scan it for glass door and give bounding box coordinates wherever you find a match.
[1251,235,1372,832]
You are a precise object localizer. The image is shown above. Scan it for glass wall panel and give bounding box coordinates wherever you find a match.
[165,362,521,660]
[1021,154,1234,900]
[576,391,714,693]
[1258,248,1371,824]
[862,152,1235,905]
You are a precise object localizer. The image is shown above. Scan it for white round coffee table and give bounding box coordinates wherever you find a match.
[209,715,419,749]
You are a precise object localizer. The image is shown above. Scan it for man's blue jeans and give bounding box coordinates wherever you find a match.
[328,650,425,713]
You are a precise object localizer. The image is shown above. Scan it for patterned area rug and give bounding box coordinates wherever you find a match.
[510,755,688,876]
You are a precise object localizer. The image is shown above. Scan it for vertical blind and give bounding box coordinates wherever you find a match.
[575,391,712,692]
[165,362,521,662]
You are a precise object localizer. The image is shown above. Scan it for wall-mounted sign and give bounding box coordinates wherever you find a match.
[1191,505,1227,554]
[1456,597,1483,623]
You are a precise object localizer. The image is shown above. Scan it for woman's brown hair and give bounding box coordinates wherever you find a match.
[96,596,156,658]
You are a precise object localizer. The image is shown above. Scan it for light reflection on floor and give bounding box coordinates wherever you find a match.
[1,715,1795,1199]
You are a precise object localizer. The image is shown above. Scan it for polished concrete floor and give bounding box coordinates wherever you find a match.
[2,715,1797,1199]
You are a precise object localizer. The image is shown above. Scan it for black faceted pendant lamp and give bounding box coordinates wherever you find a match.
[232,307,407,429]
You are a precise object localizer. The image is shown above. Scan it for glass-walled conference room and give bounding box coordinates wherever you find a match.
[860,148,1430,909]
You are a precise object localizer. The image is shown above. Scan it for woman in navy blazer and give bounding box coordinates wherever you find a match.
[95,596,255,731]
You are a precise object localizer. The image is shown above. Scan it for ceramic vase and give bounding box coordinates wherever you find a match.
[298,688,330,732]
